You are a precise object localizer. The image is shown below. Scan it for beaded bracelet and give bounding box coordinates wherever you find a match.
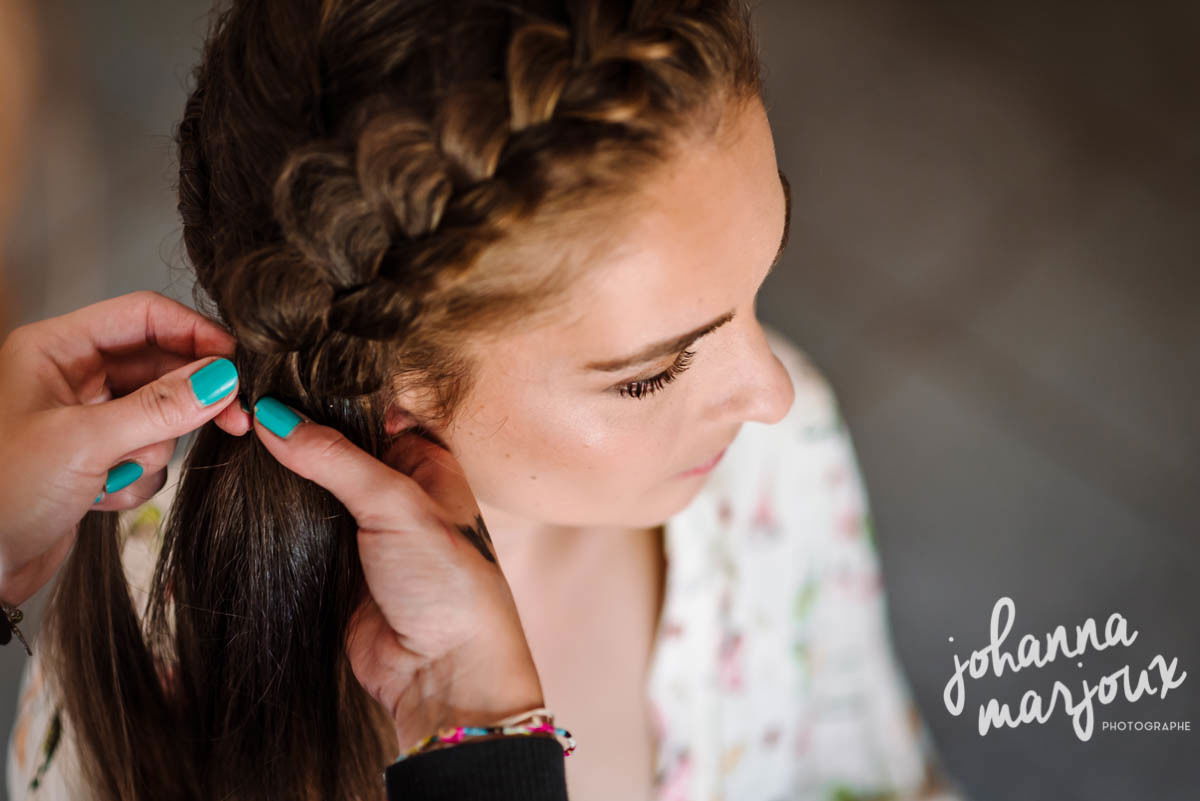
[394,706,576,764]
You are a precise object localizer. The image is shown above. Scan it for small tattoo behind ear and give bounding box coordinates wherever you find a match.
[455,512,497,564]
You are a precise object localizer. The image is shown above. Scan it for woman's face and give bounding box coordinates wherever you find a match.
[406,97,796,533]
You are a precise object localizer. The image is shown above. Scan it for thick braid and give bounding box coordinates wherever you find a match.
[194,0,760,399]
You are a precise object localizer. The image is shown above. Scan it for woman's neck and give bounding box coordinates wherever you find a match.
[477,499,663,578]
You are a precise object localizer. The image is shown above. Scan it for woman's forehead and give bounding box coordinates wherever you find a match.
[481,99,783,376]
[570,126,783,366]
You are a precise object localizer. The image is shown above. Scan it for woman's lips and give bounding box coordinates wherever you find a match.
[677,445,729,478]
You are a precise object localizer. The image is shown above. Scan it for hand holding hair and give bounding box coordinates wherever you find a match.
[0,290,252,607]
[250,397,548,752]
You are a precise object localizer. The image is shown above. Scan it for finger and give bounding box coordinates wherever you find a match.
[383,431,481,526]
[251,396,432,532]
[93,466,169,511]
[213,395,252,437]
[102,348,193,397]
[70,356,239,470]
[346,595,406,677]
[29,292,235,386]
[89,439,176,507]
[59,290,236,360]
[116,438,176,473]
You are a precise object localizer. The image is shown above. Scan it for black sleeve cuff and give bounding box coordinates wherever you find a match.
[384,735,569,801]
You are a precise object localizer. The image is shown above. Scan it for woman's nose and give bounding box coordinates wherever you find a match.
[722,322,796,426]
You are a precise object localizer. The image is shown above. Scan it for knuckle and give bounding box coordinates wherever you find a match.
[310,428,356,465]
[129,289,165,306]
[138,381,187,430]
[3,322,37,354]
[370,478,434,533]
[288,425,427,530]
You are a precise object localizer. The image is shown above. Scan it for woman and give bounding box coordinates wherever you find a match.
[7,1,965,800]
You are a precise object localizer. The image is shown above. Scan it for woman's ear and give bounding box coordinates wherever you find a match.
[383,403,420,436]
[383,402,451,452]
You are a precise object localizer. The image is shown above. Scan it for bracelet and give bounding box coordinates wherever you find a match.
[0,602,32,656]
[394,706,576,764]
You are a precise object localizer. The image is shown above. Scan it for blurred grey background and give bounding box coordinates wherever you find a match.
[2,1,1197,799]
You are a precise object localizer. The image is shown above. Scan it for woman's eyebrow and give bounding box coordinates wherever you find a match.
[585,311,736,373]
[584,169,792,374]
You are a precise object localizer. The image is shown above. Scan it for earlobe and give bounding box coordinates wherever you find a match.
[383,403,420,436]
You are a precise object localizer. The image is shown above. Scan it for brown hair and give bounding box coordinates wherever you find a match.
[41,1,764,799]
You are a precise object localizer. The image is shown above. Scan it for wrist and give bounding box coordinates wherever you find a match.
[390,638,546,749]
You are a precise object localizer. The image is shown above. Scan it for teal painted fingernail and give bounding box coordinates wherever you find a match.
[104,461,143,494]
[255,396,302,438]
[189,358,239,406]
[93,493,104,504]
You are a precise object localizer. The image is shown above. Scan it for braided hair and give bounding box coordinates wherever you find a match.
[42,2,764,800]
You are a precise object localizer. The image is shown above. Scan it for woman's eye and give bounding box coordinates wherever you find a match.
[616,348,697,400]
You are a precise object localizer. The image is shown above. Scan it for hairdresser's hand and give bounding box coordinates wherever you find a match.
[0,290,253,606]
[251,399,545,749]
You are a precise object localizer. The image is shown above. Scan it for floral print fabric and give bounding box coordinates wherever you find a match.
[7,325,965,801]
[646,326,964,801]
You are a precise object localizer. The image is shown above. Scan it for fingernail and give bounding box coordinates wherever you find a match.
[255,396,302,438]
[93,493,104,504]
[104,461,143,494]
[189,358,239,407]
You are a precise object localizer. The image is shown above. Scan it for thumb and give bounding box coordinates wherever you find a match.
[73,356,239,468]
[250,396,436,533]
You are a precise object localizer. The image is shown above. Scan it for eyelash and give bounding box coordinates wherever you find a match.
[617,348,698,400]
